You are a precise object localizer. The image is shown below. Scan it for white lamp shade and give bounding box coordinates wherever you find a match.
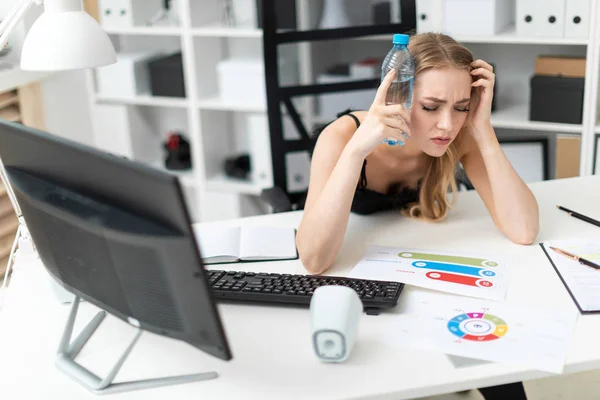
[20,10,116,71]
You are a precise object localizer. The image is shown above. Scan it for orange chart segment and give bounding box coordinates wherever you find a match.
[493,325,508,337]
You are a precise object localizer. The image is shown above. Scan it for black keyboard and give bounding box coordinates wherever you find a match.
[207,270,404,315]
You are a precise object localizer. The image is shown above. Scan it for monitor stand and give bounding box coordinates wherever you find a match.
[55,296,218,394]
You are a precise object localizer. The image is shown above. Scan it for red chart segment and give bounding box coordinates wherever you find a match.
[426,271,495,288]
[447,312,508,341]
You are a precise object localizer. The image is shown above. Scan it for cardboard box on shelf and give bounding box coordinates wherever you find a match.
[555,135,581,179]
[535,56,586,78]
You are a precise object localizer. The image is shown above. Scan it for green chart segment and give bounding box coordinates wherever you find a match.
[398,252,499,268]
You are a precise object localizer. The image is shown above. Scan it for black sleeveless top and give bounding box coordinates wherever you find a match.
[316,109,421,215]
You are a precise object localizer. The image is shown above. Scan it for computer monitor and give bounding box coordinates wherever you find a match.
[0,120,232,393]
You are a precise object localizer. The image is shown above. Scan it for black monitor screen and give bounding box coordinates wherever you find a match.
[0,120,231,361]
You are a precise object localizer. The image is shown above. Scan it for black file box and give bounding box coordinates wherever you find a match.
[148,53,186,98]
[529,75,584,124]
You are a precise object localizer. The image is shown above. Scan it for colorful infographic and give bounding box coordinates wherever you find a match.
[447,312,508,342]
[382,291,578,374]
[349,246,509,300]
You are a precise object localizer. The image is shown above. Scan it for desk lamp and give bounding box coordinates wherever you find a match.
[0,0,116,287]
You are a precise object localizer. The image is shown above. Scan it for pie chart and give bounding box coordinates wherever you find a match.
[447,312,508,342]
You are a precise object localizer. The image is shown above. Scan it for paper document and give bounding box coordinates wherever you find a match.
[541,238,600,313]
[382,291,578,373]
[349,246,509,301]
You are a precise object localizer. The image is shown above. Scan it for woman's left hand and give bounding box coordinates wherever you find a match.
[467,59,496,141]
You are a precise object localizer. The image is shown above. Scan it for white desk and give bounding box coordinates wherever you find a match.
[1,176,600,400]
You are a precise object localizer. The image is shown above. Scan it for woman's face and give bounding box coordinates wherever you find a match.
[409,67,472,157]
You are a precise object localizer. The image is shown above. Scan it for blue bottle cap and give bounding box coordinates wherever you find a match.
[393,34,409,45]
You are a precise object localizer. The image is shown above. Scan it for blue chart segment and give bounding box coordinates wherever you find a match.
[447,312,508,342]
[412,261,496,278]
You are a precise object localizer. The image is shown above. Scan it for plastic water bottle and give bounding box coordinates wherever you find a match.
[380,34,414,146]
[381,33,415,109]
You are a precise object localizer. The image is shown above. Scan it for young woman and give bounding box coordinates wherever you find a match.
[297,32,539,273]
[296,32,537,400]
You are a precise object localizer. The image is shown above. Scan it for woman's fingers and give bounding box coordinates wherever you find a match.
[372,69,396,107]
[471,67,495,82]
[471,59,493,72]
[382,103,411,123]
[383,117,411,137]
[472,79,493,89]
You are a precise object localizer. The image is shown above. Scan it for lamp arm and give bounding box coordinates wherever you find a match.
[0,0,36,51]
[0,156,21,219]
[0,0,29,35]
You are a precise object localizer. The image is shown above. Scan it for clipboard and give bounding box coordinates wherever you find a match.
[540,243,600,315]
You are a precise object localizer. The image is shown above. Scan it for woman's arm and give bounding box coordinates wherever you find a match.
[296,120,367,274]
[461,130,539,245]
[461,59,539,244]
[297,70,412,274]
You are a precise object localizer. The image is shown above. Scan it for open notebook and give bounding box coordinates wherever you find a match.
[193,225,298,264]
[541,238,600,314]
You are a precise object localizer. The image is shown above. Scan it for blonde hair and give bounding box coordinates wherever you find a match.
[404,32,475,222]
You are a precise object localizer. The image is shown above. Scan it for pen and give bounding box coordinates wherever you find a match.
[550,246,600,270]
[556,205,600,229]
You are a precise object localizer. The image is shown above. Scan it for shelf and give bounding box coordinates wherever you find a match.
[206,174,265,195]
[103,26,182,36]
[313,104,581,133]
[359,27,588,46]
[0,105,21,122]
[198,97,266,112]
[192,24,262,38]
[0,92,18,108]
[95,94,189,108]
[490,103,581,133]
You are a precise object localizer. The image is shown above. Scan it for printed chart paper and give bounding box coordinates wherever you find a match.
[383,291,578,373]
[350,246,509,300]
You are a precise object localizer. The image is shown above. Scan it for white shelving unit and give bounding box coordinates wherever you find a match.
[191,25,262,38]
[84,0,600,223]
[94,93,189,108]
[85,0,284,223]
[360,26,590,46]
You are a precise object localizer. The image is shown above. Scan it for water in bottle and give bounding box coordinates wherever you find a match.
[381,33,415,109]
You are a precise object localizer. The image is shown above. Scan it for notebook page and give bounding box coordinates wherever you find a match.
[239,226,297,260]
[543,239,600,311]
[193,225,241,262]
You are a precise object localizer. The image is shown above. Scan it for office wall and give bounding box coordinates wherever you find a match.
[40,72,95,146]
[1,0,94,146]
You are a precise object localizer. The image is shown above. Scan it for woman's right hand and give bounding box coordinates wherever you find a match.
[347,69,412,158]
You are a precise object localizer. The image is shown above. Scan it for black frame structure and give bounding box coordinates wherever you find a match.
[261,0,417,204]
[499,136,551,182]
[593,133,600,175]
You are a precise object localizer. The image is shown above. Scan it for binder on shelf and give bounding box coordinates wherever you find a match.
[416,0,444,33]
[564,0,590,39]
